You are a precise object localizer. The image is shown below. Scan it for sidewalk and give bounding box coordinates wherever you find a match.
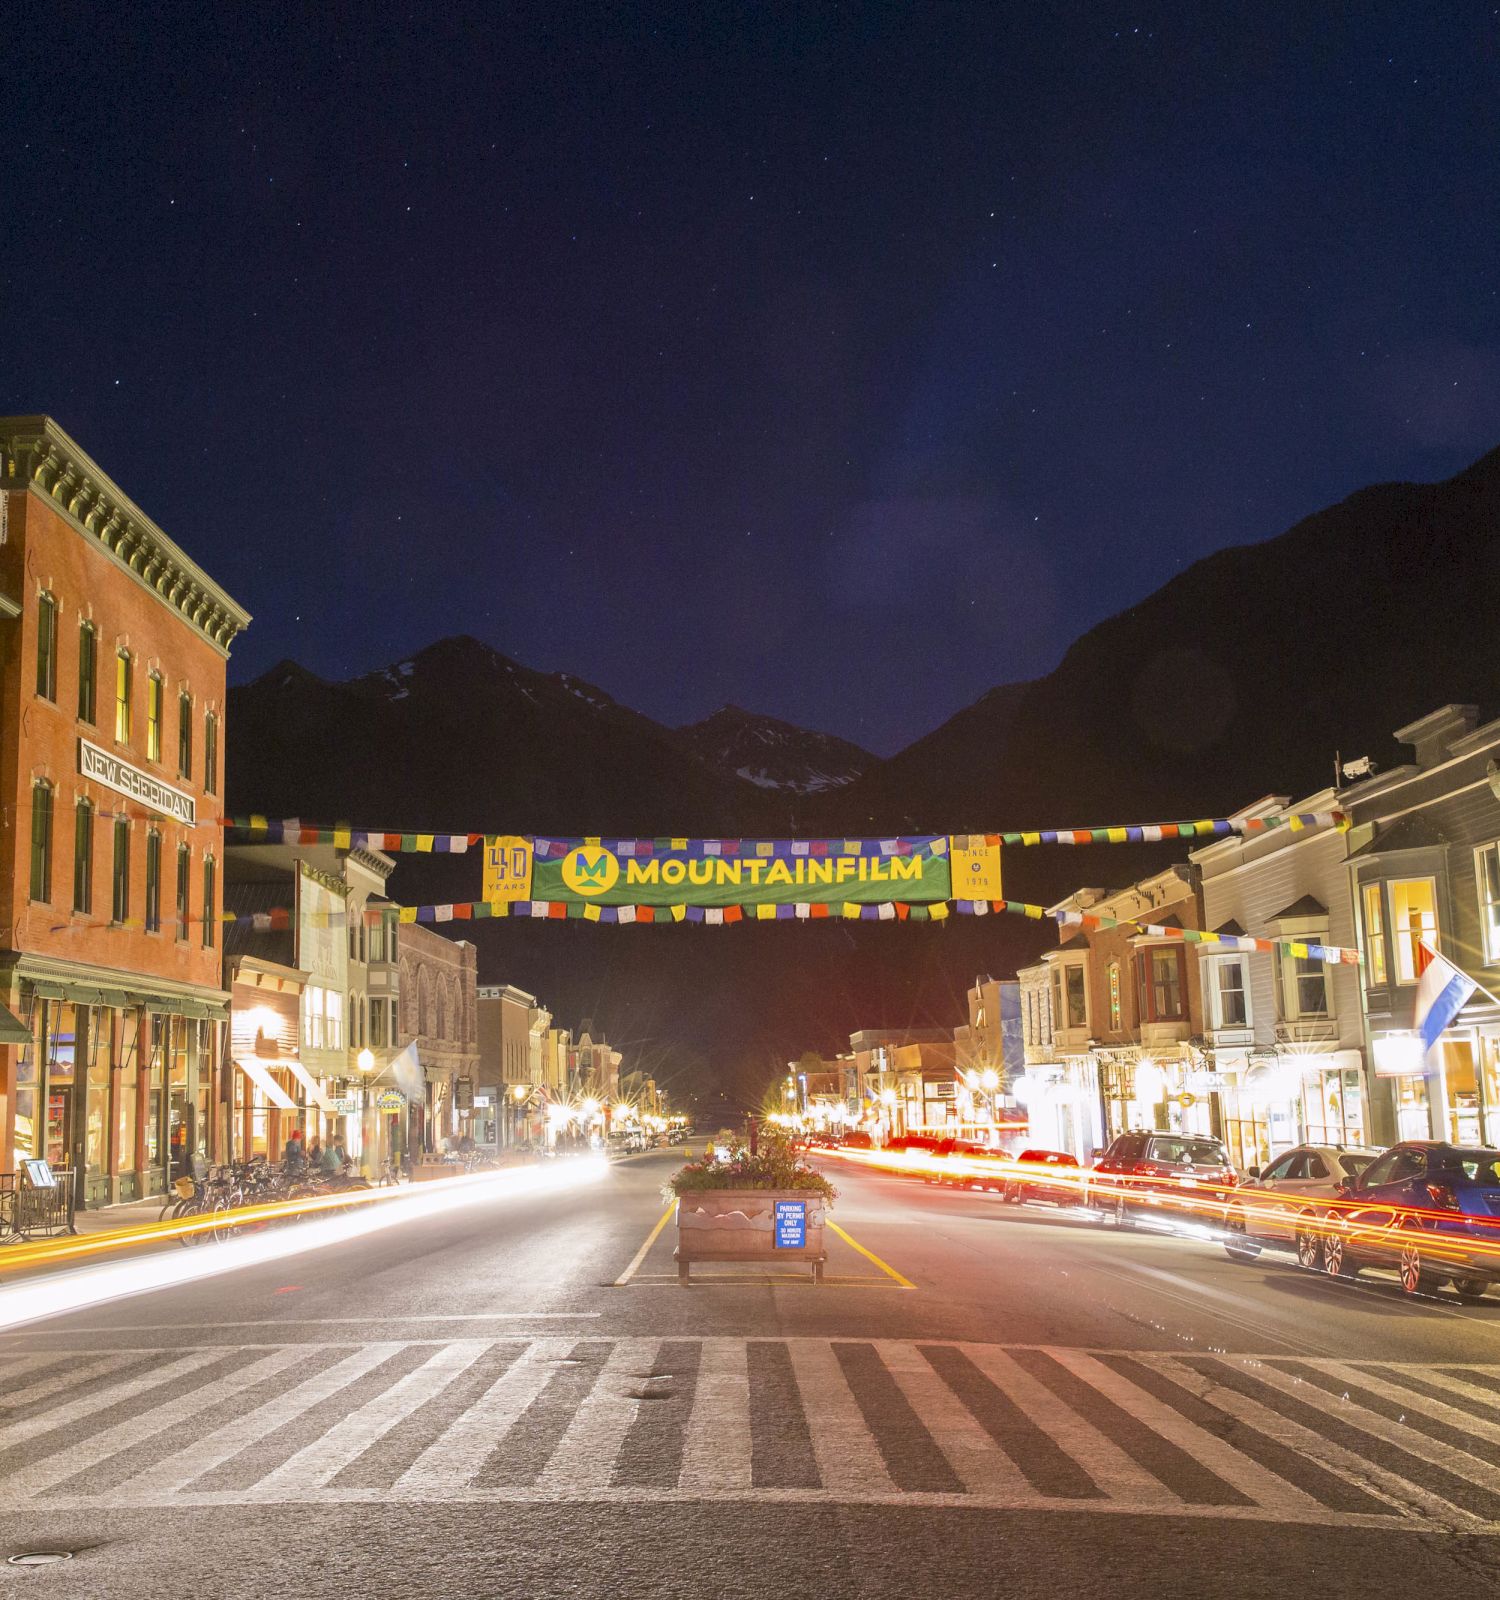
[73,1197,172,1235]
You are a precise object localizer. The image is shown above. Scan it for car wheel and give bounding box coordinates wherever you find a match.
[1002,1182,1017,1203]
[1452,1277,1490,1302]
[1223,1209,1260,1262]
[1295,1212,1324,1271]
[1115,1196,1134,1230]
[1323,1211,1358,1278]
[1398,1229,1448,1298]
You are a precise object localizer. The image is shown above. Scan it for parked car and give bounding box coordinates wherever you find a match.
[841,1130,874,1150]
[928,1139,1005,1187]
[1321,1141,1500,1298]
[1089,1131,1237,1227]
[1003,1148,1084,1206]
[1222,1144,1381,1266]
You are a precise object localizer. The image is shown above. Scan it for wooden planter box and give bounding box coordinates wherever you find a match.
[674,1188,827,1284]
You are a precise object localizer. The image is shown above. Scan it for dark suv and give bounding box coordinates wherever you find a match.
[1090,1131,1236,1227]
[1322,1140,1500,1298]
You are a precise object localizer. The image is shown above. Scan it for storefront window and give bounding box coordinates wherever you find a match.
[196,1021,214,1158]
[1440,1040,1483,1145]
[1302,1066,1365,1146]
[1391,878,1438,984]
[85,1008,109,1178]
[146,1016,167,1171]
[117,1011,140,1172]
[168,1015,192,1171]
[14,999,40,1159]
[1392,1073,1431,1140]
[45,1002,77,1169]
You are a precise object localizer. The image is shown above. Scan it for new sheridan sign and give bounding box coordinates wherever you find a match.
[78,738,196,826]
[480,835,1002,909]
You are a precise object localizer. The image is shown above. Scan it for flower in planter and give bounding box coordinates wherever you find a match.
[664,1130,836,1202]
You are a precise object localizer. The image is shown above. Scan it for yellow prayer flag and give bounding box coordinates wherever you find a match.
[398,907,418,923]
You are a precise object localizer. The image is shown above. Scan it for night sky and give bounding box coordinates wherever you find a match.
[4,4,1498,755]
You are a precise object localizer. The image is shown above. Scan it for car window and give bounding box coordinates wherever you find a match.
[1339,1152,1377,1178]
[1261,1152,1299,1182]
[1303,1153,1330,1179]
[1148,1136,1229,1167]
[1368,1148,1427,1185]
[1432,1148,1500,1185]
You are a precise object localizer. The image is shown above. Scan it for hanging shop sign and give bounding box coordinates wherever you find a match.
[525,836,961,909]
[79,737,196,825]
[376,1089,407,1112]
[455,1076,474,1111]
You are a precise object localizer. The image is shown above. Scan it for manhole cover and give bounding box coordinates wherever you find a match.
[9,1552,75,1566]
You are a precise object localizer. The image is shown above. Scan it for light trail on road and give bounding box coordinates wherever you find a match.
[0,1156,610,1332]
[817,1145,1500,1276]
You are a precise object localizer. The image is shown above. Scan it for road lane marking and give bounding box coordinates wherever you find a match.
[875,1340,1028,1495]
[958,1346,1174,1506]
[614,1202,676,1285]
[1045,1350,1325,1515]
[536,1339,659,1491]
[680,1337,751,1489]
[8,1337,1500,1531]
[394,1339,573,1491]
[825,1220,914,1288]
[111,1343,406,1498]
[0,1313,602,1335]
[787,1338,897,1497]
[2,1345,308,1499]
[0,1346,225,1451]
[256,1340,493,1492]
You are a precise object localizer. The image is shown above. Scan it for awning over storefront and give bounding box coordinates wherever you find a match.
[0,1001,30,1045]
[235,1058,297,1110]
[284,1058,336,1114]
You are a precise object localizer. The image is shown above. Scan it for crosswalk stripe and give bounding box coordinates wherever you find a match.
[877,1341,1028,1496]
[0,1347,225,1453]
[394,1340,570,1491]
[1381,1365,1500,1421]
[253,1341,492,1493]
[1045,1352,1326,1514]
[1319,1363,1500,1449]
[1237,1360,1500,1516]
[962,1347,1174,1506]
[535,1339,658,1491]
[679,1337,751,1490]
[0,1352,140,1412]
[111,1344,404,1498]
[3,1347,309,1499]
[787,1338,896,1496]
[1160,1358,1483,1527]
[5,1338,1500,1528]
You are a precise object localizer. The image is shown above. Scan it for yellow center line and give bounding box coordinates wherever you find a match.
[615,1200,676,1286]
[826,1219,915,1289]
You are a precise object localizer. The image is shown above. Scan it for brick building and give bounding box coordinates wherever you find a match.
[396,921,477,1151]
[0,417,250,1205]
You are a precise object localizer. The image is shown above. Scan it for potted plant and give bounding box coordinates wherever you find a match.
[667,1130,836,1285]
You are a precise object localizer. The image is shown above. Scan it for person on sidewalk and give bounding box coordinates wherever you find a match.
[283,1129,307,1176]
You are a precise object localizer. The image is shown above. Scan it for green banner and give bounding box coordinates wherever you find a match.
[530,838,954,908]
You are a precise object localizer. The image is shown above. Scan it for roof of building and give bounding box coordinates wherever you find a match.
[0,415,251,654]
[1269,894,1327,921]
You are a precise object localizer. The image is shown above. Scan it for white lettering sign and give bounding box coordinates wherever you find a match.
[78,738,196,826]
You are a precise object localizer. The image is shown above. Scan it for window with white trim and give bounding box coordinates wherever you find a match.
[1390,878,1438,984]
[1477,845,1500,965]
[1206,955,1249,1029]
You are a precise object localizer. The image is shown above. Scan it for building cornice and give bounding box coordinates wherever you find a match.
[0,415,252,657]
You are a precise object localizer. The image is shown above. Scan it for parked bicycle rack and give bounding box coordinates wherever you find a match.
[0,1164,77,1242]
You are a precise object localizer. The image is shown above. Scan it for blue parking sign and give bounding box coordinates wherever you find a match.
[773,1200,806,1249]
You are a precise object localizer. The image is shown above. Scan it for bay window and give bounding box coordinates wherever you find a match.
[1390,878,1438,983]
[1362,882,1389,985]
[1477,845,1500,966]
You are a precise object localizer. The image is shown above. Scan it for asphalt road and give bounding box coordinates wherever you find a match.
[2,1147,1499,1598]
